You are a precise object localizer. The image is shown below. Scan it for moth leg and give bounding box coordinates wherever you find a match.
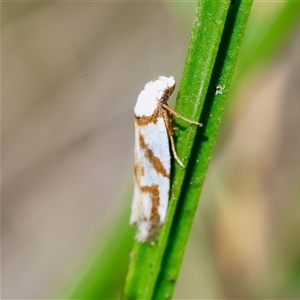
[169,134,185,168]
[162,103,202,127]
[162,108,185,168]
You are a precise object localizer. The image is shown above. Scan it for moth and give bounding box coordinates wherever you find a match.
[130,76,202,242]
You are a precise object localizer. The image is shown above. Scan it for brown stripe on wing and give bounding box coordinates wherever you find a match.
[134,107,161,126]
[139,133,170,178]
[134,162,144,184]
[141,184,161,239]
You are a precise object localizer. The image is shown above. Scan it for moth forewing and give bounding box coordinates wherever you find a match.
[131,113,171,242]
[131,75,202,242]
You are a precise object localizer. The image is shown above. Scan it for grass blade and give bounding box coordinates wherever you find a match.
[153,0,254,298]
[122,1,232,299]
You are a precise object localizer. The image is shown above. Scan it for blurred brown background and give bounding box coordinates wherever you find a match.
[2,2,300,299]
[2,2,195,298]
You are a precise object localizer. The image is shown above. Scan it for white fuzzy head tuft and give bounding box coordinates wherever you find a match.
[134,76,176,117]
[157,75,175,89]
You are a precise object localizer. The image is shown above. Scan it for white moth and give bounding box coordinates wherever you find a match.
[130,76,202,242]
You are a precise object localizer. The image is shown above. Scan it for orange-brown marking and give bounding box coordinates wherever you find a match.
[134,162,144,184]
[135,107,161,127]
[161,83,175,103]
[139,133,170,178]
[140,184,161,239]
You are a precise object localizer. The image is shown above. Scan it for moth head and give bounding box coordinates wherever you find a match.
[157,76,176,102]
[134,76,176,117]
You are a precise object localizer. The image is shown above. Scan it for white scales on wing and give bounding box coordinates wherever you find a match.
[131,76,202,242]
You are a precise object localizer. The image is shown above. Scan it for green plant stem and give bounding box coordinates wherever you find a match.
[154,0,253,298]
[122,1,234,299]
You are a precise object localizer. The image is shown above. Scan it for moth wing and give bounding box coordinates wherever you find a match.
[131,116,171,241]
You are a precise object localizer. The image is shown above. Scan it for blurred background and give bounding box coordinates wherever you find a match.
[2,1,300,299]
